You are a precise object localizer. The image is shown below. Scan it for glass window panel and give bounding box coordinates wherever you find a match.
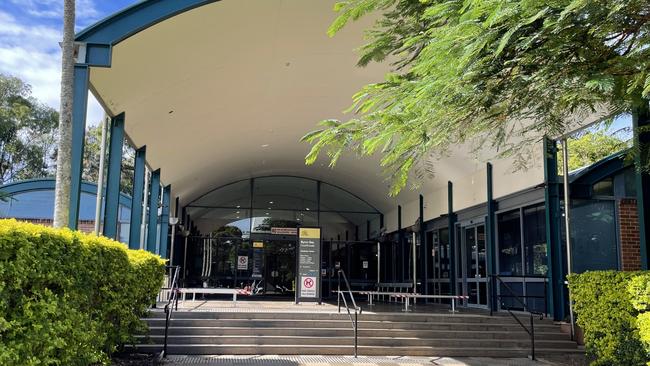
[571,199,618,273]
[499,281,524,311]
[253,177,317,210]
[523,204,548,276]
[477,225,486,278]
[188,207,251,238]
[251,209,317,234]
[321,211,380,241]
[439,228,450,279]
[592,177,614,196]
[191,180,251,208]
[320,183,376,213]
[498,210,522,276]
[525,281,547,314]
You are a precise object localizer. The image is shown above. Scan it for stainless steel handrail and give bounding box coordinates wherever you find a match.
[162,265,180,358]
[337,269,360,357]
[491,275,544,360]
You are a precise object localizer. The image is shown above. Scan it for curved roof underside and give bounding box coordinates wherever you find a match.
[83,0,603,224]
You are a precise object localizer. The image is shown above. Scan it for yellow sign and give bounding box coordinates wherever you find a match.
[299,228,321,239]
[253,241,264,248]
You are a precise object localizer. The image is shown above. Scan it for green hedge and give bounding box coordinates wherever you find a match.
[569,271,650,366]
[0,219,165,365]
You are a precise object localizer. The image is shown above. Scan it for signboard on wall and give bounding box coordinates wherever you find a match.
[271,227,298,235]
[237,256,248,270]
[297,227,321,303]
[252,242,264,278]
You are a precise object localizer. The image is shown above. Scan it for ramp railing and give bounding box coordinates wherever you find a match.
[162,265,180,358]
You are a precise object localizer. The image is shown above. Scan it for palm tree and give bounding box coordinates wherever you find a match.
[53,0,76,228]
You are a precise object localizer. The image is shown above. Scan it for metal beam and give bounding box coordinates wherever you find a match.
[129,146,146,249]
[147,169,161,253]
[159,185,171,258]
[543,137,564,321]
[633,101,650,269]
[102,113,125,240]
[448,181,456,295]
[486,163,497,311]
[68,65,89,229]
[419,194,427,297]
[398,205,403,282]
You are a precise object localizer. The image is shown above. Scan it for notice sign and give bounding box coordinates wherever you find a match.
[297,227,321,302]
[237,255,248,270]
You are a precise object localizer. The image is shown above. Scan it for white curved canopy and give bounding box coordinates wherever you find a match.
[88,0,554,227]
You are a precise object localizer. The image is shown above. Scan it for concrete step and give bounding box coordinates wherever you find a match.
[133,344,583,357]
[146,326,566,340]
[145,318,560,332]
[137,335,576,349]
[150,310,533,324]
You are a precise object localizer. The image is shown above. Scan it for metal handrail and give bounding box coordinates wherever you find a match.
[162,265,180,358]
[491,275,544,360]
[336,269,360,357]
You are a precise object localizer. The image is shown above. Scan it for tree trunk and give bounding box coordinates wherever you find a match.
[53,0,76,228]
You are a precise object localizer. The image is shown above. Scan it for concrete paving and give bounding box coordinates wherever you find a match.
[161,355,586,366]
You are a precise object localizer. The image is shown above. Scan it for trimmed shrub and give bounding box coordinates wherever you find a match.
[569,271,650,366]
[0,219,165,365]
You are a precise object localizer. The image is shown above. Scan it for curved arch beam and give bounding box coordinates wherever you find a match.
[76,0,219,45]
[75,0,219,66]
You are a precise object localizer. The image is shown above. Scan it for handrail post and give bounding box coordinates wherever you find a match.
[337,270,341,313]
[530,313,536,360]
[354,310,358,358]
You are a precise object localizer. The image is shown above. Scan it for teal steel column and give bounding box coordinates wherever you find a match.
[68,65,90,229]
[448,181,456,295]
[129,146,146,249]
[633,101,650,269]
[159,185,171,258]
[486,163,497,311]
[544,137,564,321]
[398,205,403,282]
[419,194,427,296]
[102,113,125,240]
[147,169,161,254]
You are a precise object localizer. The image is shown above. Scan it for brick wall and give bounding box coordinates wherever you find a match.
[618,198,641,271]
[18,218,96,234]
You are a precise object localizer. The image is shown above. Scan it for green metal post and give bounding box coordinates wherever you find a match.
[448,181,456,295]
[102,113,125,240]
[147,169,161,253]
[129,146,146,249]
[543,137,564,321]
[633,101,650,269]
[68,65,89,229]
[486,163,497,312]
[159,185,171,258]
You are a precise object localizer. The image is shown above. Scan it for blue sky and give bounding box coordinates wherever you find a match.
[0,0,135,125]
[0,0,633,137]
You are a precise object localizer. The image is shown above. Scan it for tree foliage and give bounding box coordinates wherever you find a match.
[0,74,58,185]
[303,0,650,195]
[559,130,629,173]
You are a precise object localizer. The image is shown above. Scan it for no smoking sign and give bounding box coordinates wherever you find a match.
[300,276,317,297]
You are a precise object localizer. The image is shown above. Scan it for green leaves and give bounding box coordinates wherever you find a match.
[304,0,650,195]
[0,220,165,365]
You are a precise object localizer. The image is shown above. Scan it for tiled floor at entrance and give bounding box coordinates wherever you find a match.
[162,355,587,366]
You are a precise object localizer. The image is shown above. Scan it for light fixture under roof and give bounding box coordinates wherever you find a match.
[269,201,273,204]
[236,205,241,208]
[305,208,310,211]
[261,144,270,148]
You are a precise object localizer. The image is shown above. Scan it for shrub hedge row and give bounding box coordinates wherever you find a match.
[0,219,165,365]
[569,271,650,366]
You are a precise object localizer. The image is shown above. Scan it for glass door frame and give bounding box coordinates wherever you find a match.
[456,219,488,308]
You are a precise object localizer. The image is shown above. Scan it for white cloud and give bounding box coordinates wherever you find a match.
[9,0,100,21]
[0,9,104,126]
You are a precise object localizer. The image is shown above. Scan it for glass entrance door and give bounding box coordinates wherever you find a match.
[462,224,487,307]
[263,239,296,296]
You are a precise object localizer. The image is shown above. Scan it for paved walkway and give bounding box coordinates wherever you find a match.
[162,355,586,366]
